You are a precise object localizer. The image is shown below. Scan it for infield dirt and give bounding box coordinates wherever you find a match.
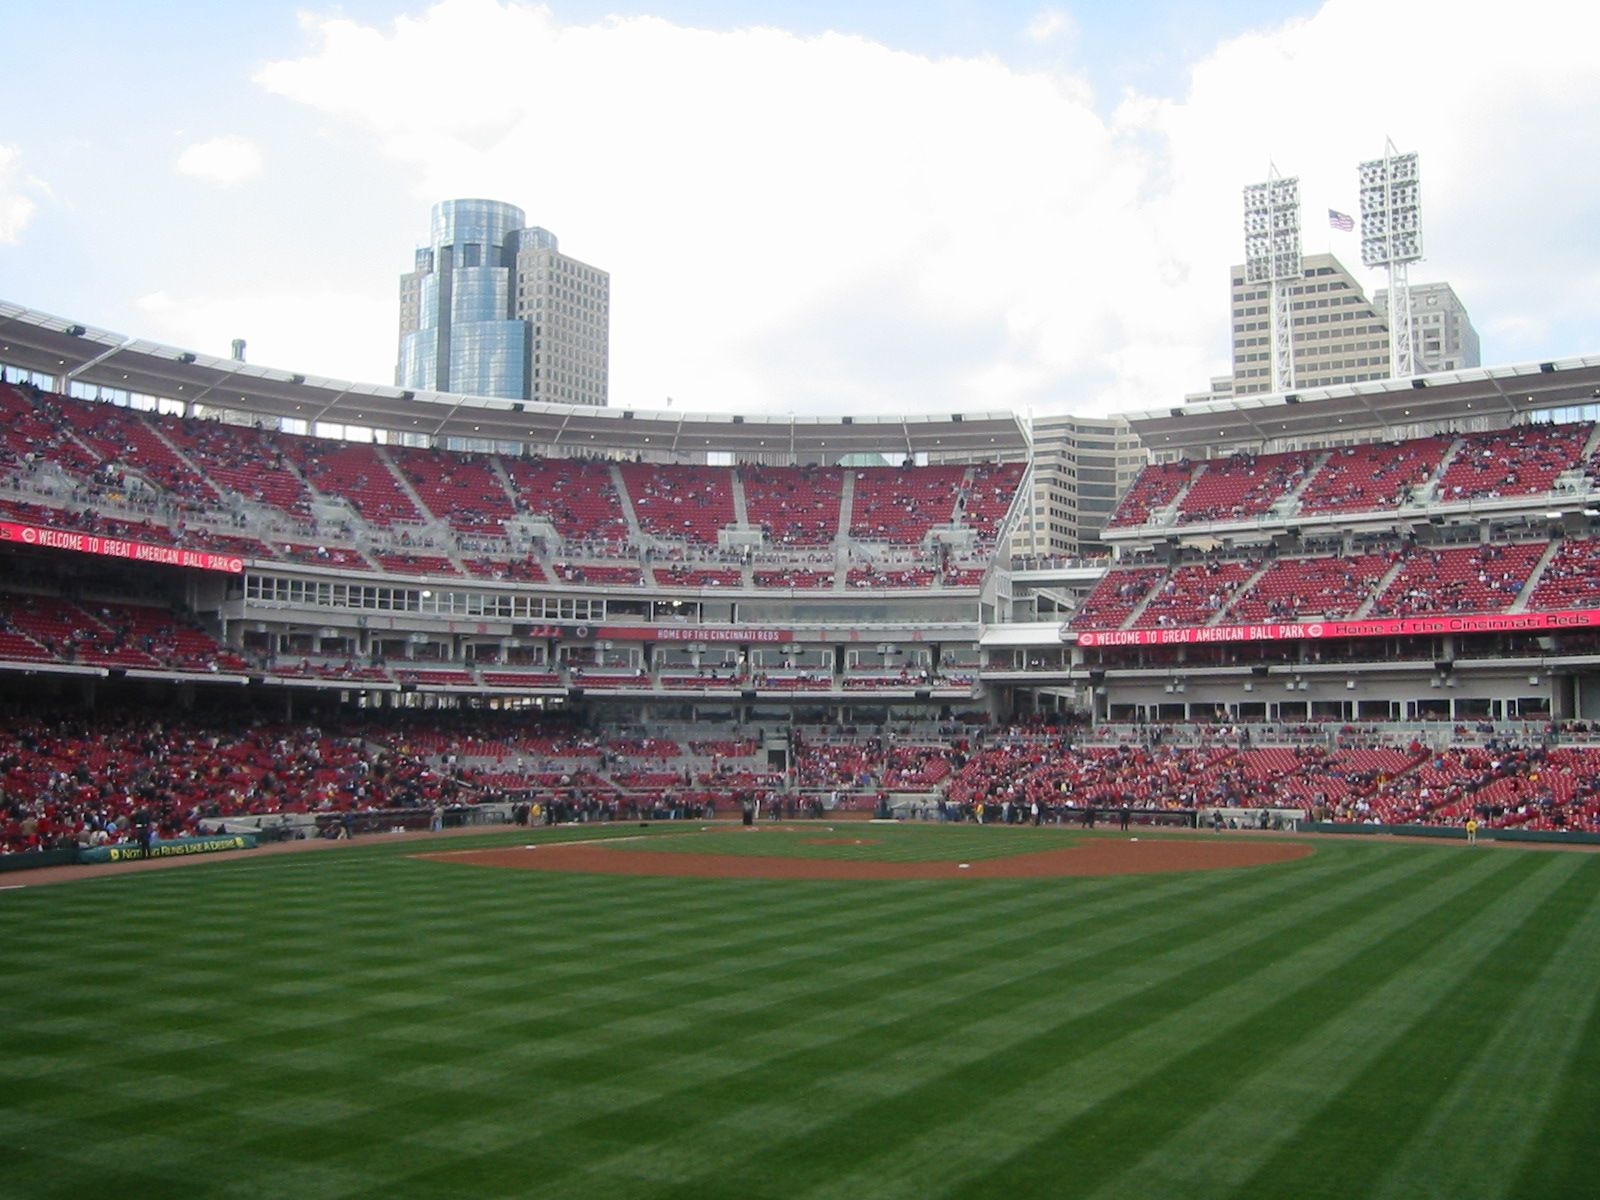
[421,830,1314,880]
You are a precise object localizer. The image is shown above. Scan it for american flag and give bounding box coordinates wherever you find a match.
[1329,209,1355,232]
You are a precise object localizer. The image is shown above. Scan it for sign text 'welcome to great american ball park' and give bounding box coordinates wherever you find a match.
[0,520,246,574]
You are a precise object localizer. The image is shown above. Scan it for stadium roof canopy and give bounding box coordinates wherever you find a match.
[0,301,1027,462]
[1124,356,1600,456]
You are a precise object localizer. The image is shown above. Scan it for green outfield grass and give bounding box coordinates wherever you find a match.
[2,825,1597,1199]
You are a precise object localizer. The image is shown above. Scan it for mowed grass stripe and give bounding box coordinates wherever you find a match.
[910,851,1550,1200]
[1504,892,1600,1200]
[421,858,1344,1137]
[627,824,1091,862]
[0,857,1222,1196]
[770,848,1526,1200]
[4,834,1588,1200]
[537,848,1488,1198]
[515,848,1371,1111]
[1075,851,1594,1200]
[1364,857,1600,1200]
[405,843,1329,1061]
[1221,853,1600,1200]
[0,844,1414,1200]
[219,851,1337,1177]
[233,851,1363,1196]
[0,853,1398,1042]
[3,857,1139,1190]
[515,869,1310,1144]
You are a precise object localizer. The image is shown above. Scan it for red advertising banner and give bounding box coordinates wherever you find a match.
[0,520,245,574]
[599,625,792,643]
[1073,608,1600,648]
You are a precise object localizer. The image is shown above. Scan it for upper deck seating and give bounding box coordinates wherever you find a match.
[161,418,315,520]
[753,568,834,589]
[1175,450,1314,525]
[656,566,744,588]
[278,439,424,526]
[501,457,630,544]
[1132,561,1257,629]
[462,557,548,583]
[1371,543,1545,617]
[1435,422,1591,503]
[849,466,965,544]
[1225,553,1395,622]
[739,465,843,547]
[961,462,1027,543]
[69,400,218,504]
[1069,567,1167,630]
[370,551,460,577]
[619,463,737,545]
[1297,438,1450,515]
[0,385,101,476]
[390,446,517,534]
[1107,462,1190,529]
[1526,538,1600,611]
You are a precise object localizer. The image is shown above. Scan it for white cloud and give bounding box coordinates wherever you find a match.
[245,0,1600,419]
[256,1,1188,415]
[175,135,264,187]
[137,288,394,384]
[1025,9,1075,45]
[0,144,45,244]
[1483,314,1549,352]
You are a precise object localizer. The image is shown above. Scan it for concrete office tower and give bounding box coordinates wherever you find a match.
[1014,413,1145,558]
[1228,252,1393,396]
[515,226,611,408]
[1374,281,1481,373]
[397,199,610,406]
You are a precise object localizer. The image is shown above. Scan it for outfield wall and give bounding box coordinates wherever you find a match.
[1303,821,1600,846]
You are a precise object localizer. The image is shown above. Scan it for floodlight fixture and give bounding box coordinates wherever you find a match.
[1243,171,1303,285]
[1242,165,1303,393]
[1358,140,1423,379]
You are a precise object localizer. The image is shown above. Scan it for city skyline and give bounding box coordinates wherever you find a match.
[2,0,1596,420]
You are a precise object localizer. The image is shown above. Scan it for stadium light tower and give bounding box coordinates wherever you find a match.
[1243,166,1303,394]
[1359,140,1423,379]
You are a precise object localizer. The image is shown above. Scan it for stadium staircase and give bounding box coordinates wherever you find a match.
[729,472,751,531]
[1268,451,1329,520]
[1351,557,1411,619]
[1509,540,1566,612]
[609,461,648,547]
[836,469,857,544]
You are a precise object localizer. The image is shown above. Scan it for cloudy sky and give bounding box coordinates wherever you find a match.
[2,0,1597,420]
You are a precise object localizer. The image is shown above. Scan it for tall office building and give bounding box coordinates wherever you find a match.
[1373,281,1481,373]
[397,199,610,406]
[1228,252,1392,396]
[1206,253,1480,401]
[1013,413,1145,559]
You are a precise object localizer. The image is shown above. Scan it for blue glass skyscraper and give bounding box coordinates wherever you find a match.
[397,199,609,406]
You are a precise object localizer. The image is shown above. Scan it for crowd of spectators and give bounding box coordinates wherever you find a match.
[0,592,252,674]
[1073,533,1576,631]
[0,712,472,854]
[6,710,1600,855]
[939,727,1600,832]
[0,382,1026,586]
[1176,450,1314,525]
[1106,420,1599,533]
